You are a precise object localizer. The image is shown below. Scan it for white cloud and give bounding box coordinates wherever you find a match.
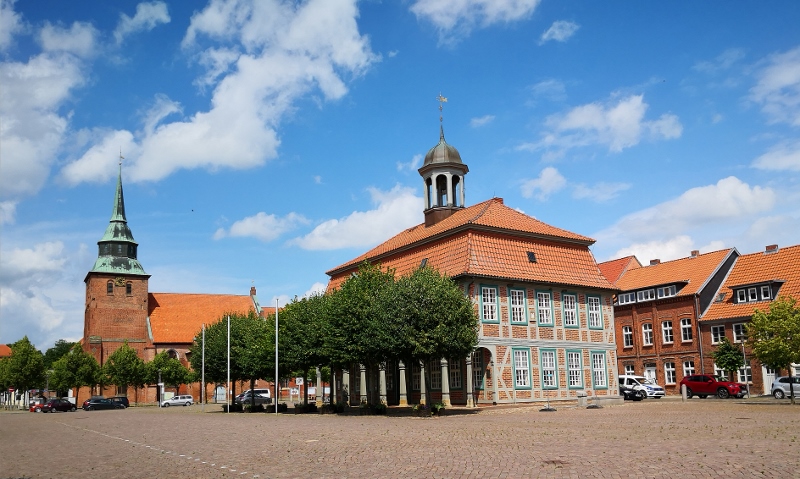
[60,129,136,185]
[611,235,696,264]
[314,175,322,184]
[693,48,746,74]
[303,282,327,298]
[520,166,566,201]
[213,212,309,242]
[410,0,540,44]
[39,21,97,57]
[114,1,170,45]
[517,94,682,155]
[397,153,423,172]
[539,20,579,44]
[61,0,378,185]
[0,0,24,51]
[470,114,495,128]
[572,182,630,202]
[752,140,800,171]
[750,46,800,126]
[527,79,566,103]
[291,185,420,250]
[0,201,17,225]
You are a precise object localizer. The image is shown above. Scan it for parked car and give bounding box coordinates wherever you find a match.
[618,375,665,399]
[39,398,77,413]
[161,395,194,407]
[619,382,645,401]
[82,395,106,409]
[771,376,800,399]
[235,388,272,406]
[28,396,47,410]
[83,397,125,411]
[111,396,130,408]
[679,374,746,399]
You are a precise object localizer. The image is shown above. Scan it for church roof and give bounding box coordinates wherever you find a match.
[598,255,642,286]
[148,293,258,344]
[326,198,612,291]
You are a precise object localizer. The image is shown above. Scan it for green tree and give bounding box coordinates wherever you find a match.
[748,295,800,404]
[710,337,744,381]
[6,337,46,402]
[103,341,146,402]
[146,351,191,397]
[48,344,100,404]
[280,293,330,405]
[43,339,77,370]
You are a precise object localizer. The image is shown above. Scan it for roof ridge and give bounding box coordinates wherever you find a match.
[466,198,498,224]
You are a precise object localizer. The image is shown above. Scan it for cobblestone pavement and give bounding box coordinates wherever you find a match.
[1,398,798,479]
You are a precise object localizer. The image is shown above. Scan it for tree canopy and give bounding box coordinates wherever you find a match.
[103,341,146,399]
[748,295,800,403]
[710,337,744,381]
[5,336,45,394]
[43,339,77,370]
[49,344,100,404]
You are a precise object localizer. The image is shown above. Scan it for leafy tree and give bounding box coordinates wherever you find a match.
[146,351,191,396]
[0,357,10,392]
[710,337,744,381]
[748,295,800,404]
[6,337,46,400]
[103,341,146,402]
[43,339,77,370]
[49,344,100,404]
[280,293,330,405]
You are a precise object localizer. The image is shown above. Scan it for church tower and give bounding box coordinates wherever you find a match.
[418,94,469,227]
[83,164,151,365]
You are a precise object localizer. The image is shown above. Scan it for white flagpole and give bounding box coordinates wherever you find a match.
[227,315,230,414]
[201,323,205,412]
[275,299,279,415]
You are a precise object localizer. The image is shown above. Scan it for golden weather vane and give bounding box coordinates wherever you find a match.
[437,92,447,123]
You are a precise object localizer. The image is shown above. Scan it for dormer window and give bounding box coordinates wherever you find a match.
[761,285,771,299]
[618,292,636,305]
[736,290,747,303]
[637,289,655,302]
[748,288,758,301]
[657,285,676,299]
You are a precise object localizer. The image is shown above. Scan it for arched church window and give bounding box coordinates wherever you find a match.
[168,349,179,360]
[126,282,132,296]
[425,177,433,209]
[107,281,114,295]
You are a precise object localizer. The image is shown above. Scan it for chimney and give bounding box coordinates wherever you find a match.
[765,244,778,254]
[250,286,257,296]
[690,250,699,258]
[650,259,661,266]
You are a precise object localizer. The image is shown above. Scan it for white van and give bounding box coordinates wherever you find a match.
[619,375,665,399]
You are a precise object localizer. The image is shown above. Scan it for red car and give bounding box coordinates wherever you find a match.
[679,374,746,399]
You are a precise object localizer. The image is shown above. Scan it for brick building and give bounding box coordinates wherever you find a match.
[326,125,621,407]
[82,166,273,403]
[601,249,738,395]
[700,244,800,395]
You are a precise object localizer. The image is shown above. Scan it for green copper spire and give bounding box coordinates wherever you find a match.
[89,165,147,275]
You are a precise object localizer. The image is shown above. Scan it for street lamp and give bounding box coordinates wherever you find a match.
[158,369,162,407]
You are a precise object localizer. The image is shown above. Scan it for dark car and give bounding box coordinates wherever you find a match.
[679,374,746,399]
[82,395,105,409]
[83,398,125,411]
[111,396,130,408]
[41,398,77,413]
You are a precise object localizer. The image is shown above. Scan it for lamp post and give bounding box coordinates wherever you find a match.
[158,369,162,407]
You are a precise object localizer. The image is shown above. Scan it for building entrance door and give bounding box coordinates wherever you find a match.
[763,367,776,396]
[644,365,657,383]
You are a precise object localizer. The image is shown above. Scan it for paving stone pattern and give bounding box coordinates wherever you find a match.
[1,399,797,478]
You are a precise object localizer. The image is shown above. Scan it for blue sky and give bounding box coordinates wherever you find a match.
[2,0,800,351]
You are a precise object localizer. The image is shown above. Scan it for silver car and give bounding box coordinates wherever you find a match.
[161,394,194,407]
[771,376,800,399]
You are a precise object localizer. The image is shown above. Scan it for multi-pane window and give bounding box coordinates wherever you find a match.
[537,292,553,325]
[510,289,527,324]
[733,323,746,343]
[637,289,655,302]
[412,363,420,391]
[662,321,674,344]
[737,366,752,384]
[736,289,747,303]
[664,362,676,384]
[429,360,441,390]
[513,349,530,388]
[657,285,676,298]
[622,326,633,347]
[748,287,758,301]
[642,324,653,345]
[449,359,462,389]
[567,351,582,388]
[563,294,578,327]
[541,350,557,388]
[472,351,484,390]
[618,292,636,305]
[125,282,132,295]
[761,285,771,300]
[681,318,693,342]
[713,363,726,378]
[711,325,724,344]
[481,286,497,322]
[591,352,607,388]
[683,360,695,377]
[588,296,602,328]
[624,364,635,375]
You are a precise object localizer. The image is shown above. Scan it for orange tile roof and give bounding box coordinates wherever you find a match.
[702,244,800,321]
[0,344,11,357]
[148,293,257,344]
[327,199,613,292]
[598,256,642,286]
[614,249,735,297]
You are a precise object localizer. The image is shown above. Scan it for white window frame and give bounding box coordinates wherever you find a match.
[733,323,746,343]
[563,293,578,327]
[537,292,553,326]
[681,318,693,342]
[618,292,636,305]
[591,352,607,388]
[481,286,498,322]
[737,365,752,384]
[657,285,676,298]
[509,288,527,324]
[662,321,674,344]
[711,325,724,344]
[683,360,695,377]
[449,359,462,389]
[760,285,771,300]
[624,364,635,375]
[513,349,530,388]
[622,326,633,347]
[567,351,582,388]
[429,360,441,390]
[637,289,655,302]
[471,351,484,390]
[642,323,653,346]
[736,289,747,303]
[748,287,758,301]
[664,362,676,385]
[713,362,726,378]
[541,350,557,389]
[588,296,603,329]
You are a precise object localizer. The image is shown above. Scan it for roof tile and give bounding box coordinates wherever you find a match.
[148,293,257,344]
[614,249,735,297]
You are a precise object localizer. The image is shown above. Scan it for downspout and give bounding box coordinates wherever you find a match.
[695,294,704,374]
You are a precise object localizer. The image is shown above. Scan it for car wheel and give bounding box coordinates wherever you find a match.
[635,390,645,401]
[184,402,191,406]
[717,388,730,399]
[685,387,693,398]
[50,409,56,413]
[70,407,76,412]
[86,406,93,411]
[773,389,785,399]
[163,402,170,407]
[34,407,41,412]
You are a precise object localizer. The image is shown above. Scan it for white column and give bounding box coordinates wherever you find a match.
[342,369,350,406]
[445,173,454,207]
[440,358,451,407]
[359,364,367,405]
[419,360,427,406]
[398,361,408,406]
[316,367,323,407]
[466,354,474,408]
[379,363,387,405]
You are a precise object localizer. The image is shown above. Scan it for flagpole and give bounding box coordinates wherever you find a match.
[201,324,205,412]
[275,299,279,415]
[227,315,230,414]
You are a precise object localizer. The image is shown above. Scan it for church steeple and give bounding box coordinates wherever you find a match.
[88,164,147,276]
